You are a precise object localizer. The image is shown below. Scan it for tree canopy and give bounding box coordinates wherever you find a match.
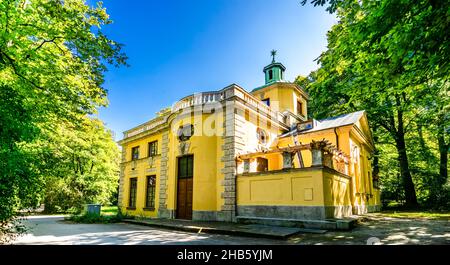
[301,0,449,207]
[0,0,126,241]
[42,117,120,213]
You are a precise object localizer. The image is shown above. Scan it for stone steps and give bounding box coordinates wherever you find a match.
[122,218,304,239]
[236,215,359,231]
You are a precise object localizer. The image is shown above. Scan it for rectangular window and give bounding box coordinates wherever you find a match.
[131,146,139,160]
[268,69,273,80]
[297,100,303,116]
[245,109,250,121]
[145,175,156,209]
[261,98,270,106]
[148,141,158,157]
[128,178,137,208]
[177,155,193,179]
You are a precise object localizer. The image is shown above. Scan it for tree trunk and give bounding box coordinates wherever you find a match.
[395,132,418,206]
[393,97,418,207]
[372,128,380,178]
[437,123,448,187]
[417,124,429,153]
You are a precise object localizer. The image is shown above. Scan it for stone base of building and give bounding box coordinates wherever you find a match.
[217,210,236,222]
[158,208,175,219]
[237,205,323,220]
[157,209,236,222]
[236,216,358,231]
[352,204,382,215]
[132,204,380,222]
[368,204,382,212]
[192,211,218,221]
[324,205,353,219]
[237,205,355,220]
[191,210,236,222]
[148,204,381,222]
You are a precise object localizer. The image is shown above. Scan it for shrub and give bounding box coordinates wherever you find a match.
[67,212,122,224]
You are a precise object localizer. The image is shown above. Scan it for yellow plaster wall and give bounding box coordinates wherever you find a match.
[237,168,354,208]
[264,124,380,208]
[237,168,325,206]
[322,171,352,207]
[164,111,224,213]
[251,84,307,117]
[238,105,280,154]
[120,133,163,217]
[120,109,226,216]
[348,131,381,207]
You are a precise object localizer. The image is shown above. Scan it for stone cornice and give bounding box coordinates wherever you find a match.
[251,81,310,100]
[120,154,161,165]
[237,166,351,180]
[118,124,169,145]
[350,124,375,152]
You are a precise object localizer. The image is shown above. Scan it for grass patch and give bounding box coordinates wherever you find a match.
[380,210,450,220]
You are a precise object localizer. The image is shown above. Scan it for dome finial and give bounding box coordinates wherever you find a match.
[270,49,277,63]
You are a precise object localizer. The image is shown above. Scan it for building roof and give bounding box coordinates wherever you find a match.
[280,110,366,137]
[251,80,286,92]
[306,110,365,133]
[263,62,286,72]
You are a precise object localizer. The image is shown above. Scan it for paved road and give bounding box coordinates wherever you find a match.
[13,215,286,245]
[12,214,450,245]
[288,213,450,245]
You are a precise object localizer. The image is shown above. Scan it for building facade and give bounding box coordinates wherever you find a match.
[117,58,381,224]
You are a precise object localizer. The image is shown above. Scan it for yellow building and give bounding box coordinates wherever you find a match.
[117,56,381,226]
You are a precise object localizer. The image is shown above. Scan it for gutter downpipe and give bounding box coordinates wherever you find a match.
[334,128,339,150]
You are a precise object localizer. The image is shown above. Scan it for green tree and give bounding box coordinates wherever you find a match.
[43,117,120,213]
[301,0,449,207]
[412,79,450,206]
[0,0,126,241]
[0,85,43,241]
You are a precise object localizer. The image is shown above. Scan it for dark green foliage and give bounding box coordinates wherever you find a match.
[67,206,124,224]
[301,0,449,208]
[0,0,126,242]
[0,86,43,240]
[42,118,120,213]
[67,212,122,224]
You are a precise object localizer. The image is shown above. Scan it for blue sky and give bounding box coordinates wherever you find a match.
[96,0,336,140]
